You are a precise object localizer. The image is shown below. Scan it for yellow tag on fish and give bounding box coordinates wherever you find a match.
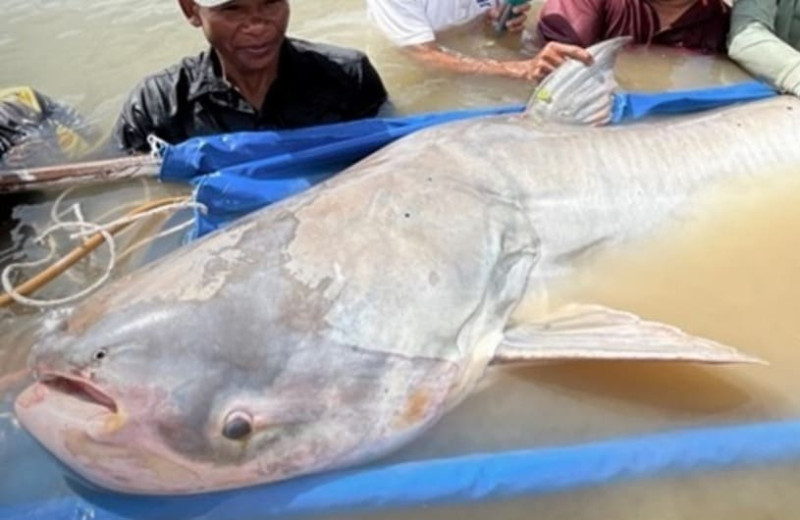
[535,88,552,104]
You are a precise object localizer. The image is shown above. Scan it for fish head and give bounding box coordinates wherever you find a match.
[14,294,459,494]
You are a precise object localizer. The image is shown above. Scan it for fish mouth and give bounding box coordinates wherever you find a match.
[36,373,118,414]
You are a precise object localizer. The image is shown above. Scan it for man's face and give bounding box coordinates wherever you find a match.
[184,0,289,74]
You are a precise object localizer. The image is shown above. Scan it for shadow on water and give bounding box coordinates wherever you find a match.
[506,361,775,416]
[0,193,44,395]
[0,192,43,263]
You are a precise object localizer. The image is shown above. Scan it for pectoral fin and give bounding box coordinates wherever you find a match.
[492,304,764,366]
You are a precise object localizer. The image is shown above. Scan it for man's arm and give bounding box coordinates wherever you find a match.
[367,0,590,81]
[404,41,592,82]
[728,0,800,96]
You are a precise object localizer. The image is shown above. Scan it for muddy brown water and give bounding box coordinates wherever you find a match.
[2,1,797,519]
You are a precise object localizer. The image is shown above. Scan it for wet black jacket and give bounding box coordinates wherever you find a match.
[0,88,93,168]
[114,38,389,153]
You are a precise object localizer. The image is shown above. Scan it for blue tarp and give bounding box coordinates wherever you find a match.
[611,80,778,122]
[160,104,525,237]
[160,105,526,183]
[0,81,791,519]
[157,81,778,238]
[3,419,800,519]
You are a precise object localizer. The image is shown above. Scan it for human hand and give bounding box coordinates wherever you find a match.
[487,2,531,33]
[505,41,593,82]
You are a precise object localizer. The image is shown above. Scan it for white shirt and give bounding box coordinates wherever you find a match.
[367,0,499,46]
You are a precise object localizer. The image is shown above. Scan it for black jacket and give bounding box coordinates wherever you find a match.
[115,38,389,153]
[0,87,93,168]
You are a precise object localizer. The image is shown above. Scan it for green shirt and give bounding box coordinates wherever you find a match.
[728,0,800,94]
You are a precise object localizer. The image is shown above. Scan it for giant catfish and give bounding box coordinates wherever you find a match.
[14,38,783,494]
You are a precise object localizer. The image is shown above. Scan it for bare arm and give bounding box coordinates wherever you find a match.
[728,0,800,95]
[404,42,527,78]
[405,41,593,82]
[368,0,590,82]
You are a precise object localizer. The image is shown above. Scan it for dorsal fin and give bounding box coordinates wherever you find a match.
[525,37,631,126]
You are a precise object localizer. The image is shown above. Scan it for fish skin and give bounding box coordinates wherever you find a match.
[13,39,787,494]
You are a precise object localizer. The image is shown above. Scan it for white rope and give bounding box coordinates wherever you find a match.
[48,185,92,281]
[67,200,206,241]
[87,177,156,247]
[118,216,199,262]
[1,197,206,308]
[0,244,18,264]
[147,134,169,161]
[50,186,83,226]
[71,199,206,266]
[1,221,116,307]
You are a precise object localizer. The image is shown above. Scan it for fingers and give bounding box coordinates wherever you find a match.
[505,14,528,32]
[558,45,594,65]
[502,61,540,82]
[540,42,594,66]
[506,4,531,31]
[538,51,568,68]
[507,58,556,82]
[488,3,531,31]
[545,42,594,65]
[530,61,557,82]
[523,42,594,82]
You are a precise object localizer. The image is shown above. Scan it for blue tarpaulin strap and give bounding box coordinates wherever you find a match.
[159,105,527,182]
[610,80,778,123]
[3,419,800,520]
[156,81,779,238]
[158,104,524,238]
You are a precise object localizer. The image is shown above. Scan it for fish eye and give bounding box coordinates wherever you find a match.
[222,411,253,440]
[93,348,108,361]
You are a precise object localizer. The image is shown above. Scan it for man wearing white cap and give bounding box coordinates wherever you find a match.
[115,0,388,153]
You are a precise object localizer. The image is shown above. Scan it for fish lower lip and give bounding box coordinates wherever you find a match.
[40,374,118,413]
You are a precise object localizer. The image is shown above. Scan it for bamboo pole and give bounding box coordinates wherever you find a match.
[0,196,188,308]
[0,155,161,194]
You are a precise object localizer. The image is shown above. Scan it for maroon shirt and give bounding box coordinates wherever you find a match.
[536,0,730,53]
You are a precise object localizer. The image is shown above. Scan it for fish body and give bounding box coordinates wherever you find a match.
[14,39,779,494]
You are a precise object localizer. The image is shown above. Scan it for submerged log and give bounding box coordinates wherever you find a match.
[0,155,161,194]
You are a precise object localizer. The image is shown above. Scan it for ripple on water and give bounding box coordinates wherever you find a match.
[56,30,82,40]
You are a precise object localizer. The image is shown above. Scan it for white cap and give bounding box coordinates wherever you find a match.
[194,0,233,6]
